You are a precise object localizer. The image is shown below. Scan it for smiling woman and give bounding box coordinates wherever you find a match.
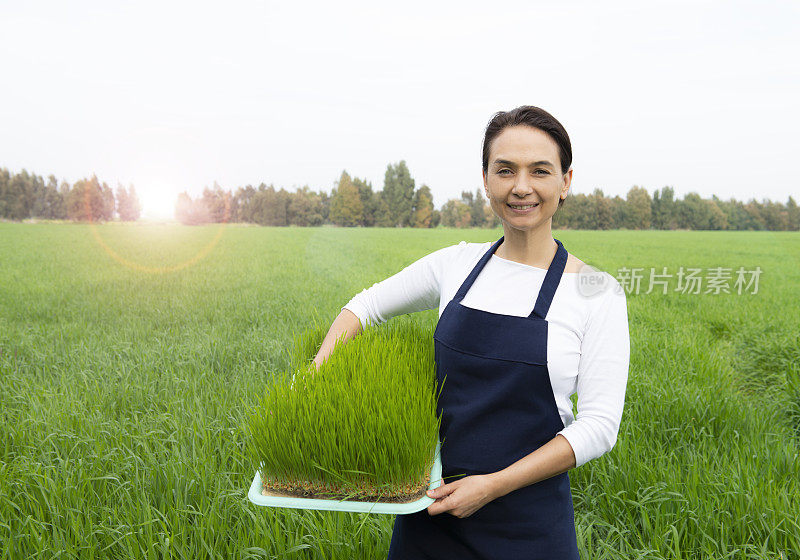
[310,106,629,560]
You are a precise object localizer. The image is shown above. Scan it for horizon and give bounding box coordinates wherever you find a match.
[2,0,798,221]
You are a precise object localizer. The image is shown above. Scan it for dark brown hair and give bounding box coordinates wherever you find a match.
[482,106,572,208]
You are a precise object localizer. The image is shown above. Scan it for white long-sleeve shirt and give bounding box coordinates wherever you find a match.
[341,240,630,468]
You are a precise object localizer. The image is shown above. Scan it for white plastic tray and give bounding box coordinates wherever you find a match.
[247,441,442,514]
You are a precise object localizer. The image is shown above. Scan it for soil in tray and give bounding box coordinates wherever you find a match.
[261,478,429,504]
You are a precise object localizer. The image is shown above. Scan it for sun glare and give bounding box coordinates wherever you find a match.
[140,181,180,221]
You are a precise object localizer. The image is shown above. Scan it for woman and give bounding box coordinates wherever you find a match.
[311,106,630,559]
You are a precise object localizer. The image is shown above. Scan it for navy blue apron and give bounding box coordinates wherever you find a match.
[387,236,580,560]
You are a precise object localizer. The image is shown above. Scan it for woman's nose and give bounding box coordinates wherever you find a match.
[512,177,535,196]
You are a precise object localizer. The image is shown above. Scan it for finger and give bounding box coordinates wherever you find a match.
[427,497,452,516]
[427,482,456,499]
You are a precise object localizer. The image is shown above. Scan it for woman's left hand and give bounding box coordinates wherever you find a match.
[426,474,500,518]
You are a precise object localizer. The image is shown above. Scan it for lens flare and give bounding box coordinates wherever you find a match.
[83,186,231,274]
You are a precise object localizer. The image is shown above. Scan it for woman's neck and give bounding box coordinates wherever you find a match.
[496,223,558,269]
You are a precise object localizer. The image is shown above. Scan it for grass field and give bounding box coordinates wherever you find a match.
[1,222,799,559]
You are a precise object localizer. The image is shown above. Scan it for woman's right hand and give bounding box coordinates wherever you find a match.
[311,308,363,368]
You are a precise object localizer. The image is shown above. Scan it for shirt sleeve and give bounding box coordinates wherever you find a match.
[556,274,630,468]
[341,243,461,329]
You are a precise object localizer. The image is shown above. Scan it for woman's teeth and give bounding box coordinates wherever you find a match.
[508,203,539,209]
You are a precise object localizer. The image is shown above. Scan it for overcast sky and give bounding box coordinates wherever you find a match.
[2,0,798,219]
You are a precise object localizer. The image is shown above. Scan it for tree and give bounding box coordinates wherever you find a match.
[382,161,415,227]
[66,175,114,222]
[30,173,47,218]
[175,191,211,225]
[677,192,712,230]
[116,184,142,221]
[235,185,257,223]
[759,199,789,231]
[412,184,434,228]
[554,192,592,230]
[590,189,612,230]
[707,197,728,230]
[3,169,31,220]
[625,186,652,229]
[742,200,766,230]
[610,195,626,229]
[254,184,291,226]
[115,184,129,220]
[721,198,760,230]
[461,188,486,228]
[483,203,501,228]
[0,168,9,218]
[288,186,325,226]
[372,192,393,227]
[202,182,230,223]
[319,191,331,223]
[440,199,472,228]
[128,185,142,221]
[786,196,800,231]
[41,175,66,219]
[353,177,377,226]
[430,209,442,228]
[652,186,678,229]
[329,171,363,227]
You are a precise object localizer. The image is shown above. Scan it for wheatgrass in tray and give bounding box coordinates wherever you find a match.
[245,314,443,503]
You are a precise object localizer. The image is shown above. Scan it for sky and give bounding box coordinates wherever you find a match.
[1,0,798,219]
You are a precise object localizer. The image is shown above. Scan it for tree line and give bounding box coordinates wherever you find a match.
[3,164,798,230]
[176,167,799,231]
[551,186,799,231]
[0,168,141,222]
[175,162,448,228]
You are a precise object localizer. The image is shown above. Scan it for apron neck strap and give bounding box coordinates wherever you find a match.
[453,236,568,321]
[453,237,504,303]
[529,238,567,320]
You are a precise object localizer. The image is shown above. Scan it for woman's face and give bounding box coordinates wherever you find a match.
[483,125,572,234]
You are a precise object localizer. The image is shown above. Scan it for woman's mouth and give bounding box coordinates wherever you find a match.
[507,202,540,213]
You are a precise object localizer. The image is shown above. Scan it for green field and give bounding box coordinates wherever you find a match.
[1,222,799,559]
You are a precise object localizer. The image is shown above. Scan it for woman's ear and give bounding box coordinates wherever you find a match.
[561,168,573,199]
